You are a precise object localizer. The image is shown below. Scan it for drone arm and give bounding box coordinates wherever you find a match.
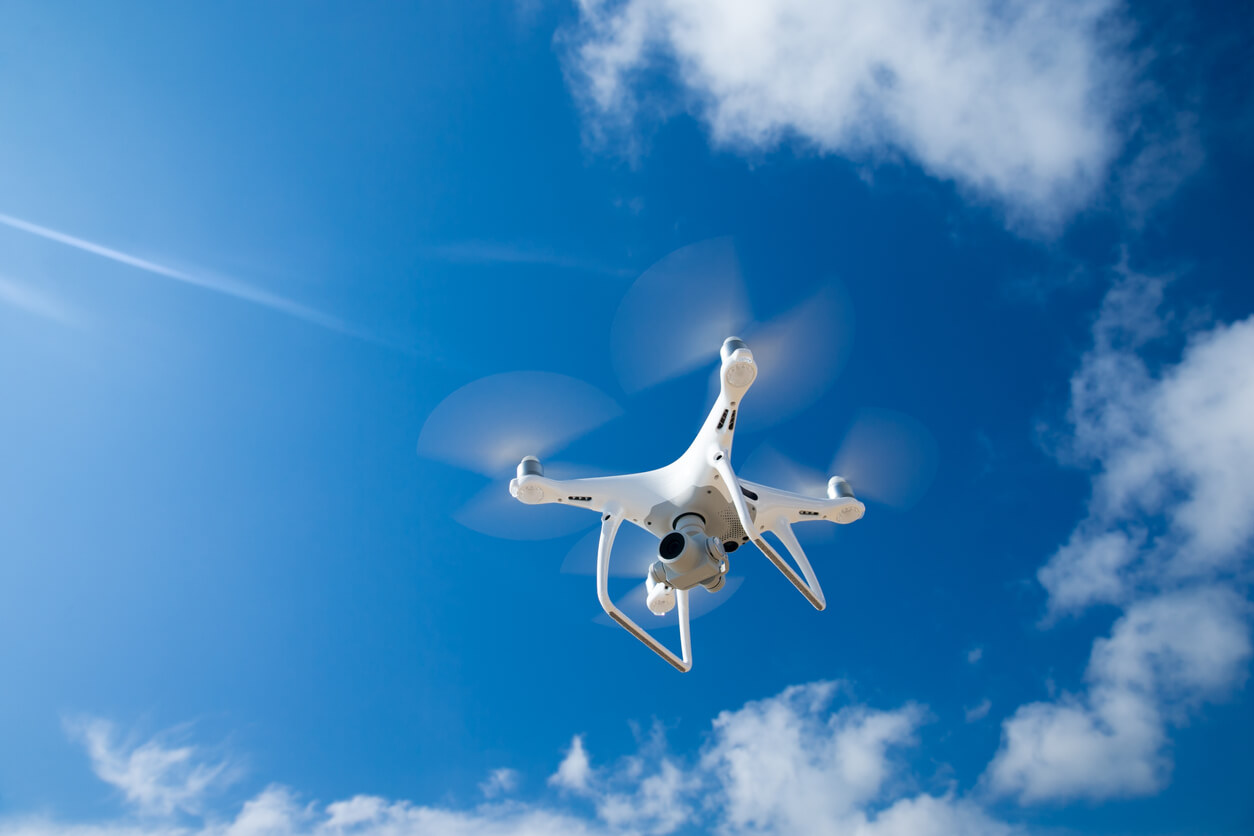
[710,449,827,611]
[596,507,693,673]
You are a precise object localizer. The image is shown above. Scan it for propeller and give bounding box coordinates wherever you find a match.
[417,371,621,476]
[611,238,854,427]
[741,408,939,510]
[417,371,622,539]
[560,524,658,577]
[594,576,745,629]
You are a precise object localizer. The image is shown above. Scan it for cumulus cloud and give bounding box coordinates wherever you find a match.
[562,0,1133,230]
[987,588,1250,801]
[697,683,1015,836]
[987,266,1254,803]
[10,686,1022,836]
[548,735,594,793]
[1038,269,1254,615]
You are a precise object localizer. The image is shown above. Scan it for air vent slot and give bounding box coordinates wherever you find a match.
[740,486,759,501]
[567,495,592,502]
[716,409,729,430]
[728,409,737,430]
[799,509,820,516]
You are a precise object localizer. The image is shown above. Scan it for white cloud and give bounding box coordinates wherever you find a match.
[965,699,991,723]
[1038,269,1254,615]
[11,686,1022,836]
[1037,527,1141,614]
[987,587,1250,802]
[548,735,594,793]
[563,0,1133,230]
[967,647,984,665]
[218,786,605,836]
[1115,110,1204,226]
[987,267,1254,804]
[594,759,694,835]
[480,768,521,799]
[65,718,232,817]
[703,682,918,833]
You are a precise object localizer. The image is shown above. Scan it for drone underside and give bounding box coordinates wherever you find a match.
[509,337,865,672]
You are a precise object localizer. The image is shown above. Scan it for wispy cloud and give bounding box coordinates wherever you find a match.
[423,241,635,278]
[479,767,520,799]
[0,274,73,324]
[0,212,372,341]
[63,717,234,817]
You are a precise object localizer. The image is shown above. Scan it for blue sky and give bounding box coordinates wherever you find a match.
[0,2,1251,834]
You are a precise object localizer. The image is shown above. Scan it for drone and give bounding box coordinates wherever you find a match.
[509,337,865,672]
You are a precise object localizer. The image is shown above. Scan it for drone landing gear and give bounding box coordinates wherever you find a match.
[710,447,827,611]
[596,507,693,672]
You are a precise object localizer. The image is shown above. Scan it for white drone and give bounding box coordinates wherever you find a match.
[508,337,865,672]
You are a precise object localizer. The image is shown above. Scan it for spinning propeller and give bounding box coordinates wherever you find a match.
[416,371,621,539]
[742,408,939,511]
[416,237,865,542]
[610,238,855,428]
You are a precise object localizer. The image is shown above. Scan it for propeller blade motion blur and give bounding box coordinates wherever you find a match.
[741,442,828,496]
[745,282,854,426]
[417,371,621,477]
[611,238,853,427]
[595,576,745,629]
[561,524,656,578]
[743,408,938,510]
[611,238,751,395]
[831,408,938,510]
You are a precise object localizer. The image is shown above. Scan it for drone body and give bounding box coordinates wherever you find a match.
[509,338,865,672]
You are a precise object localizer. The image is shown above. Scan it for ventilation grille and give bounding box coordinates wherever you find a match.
[719,508,747,541]
[716,409,729,430]
[567,496,592,502]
